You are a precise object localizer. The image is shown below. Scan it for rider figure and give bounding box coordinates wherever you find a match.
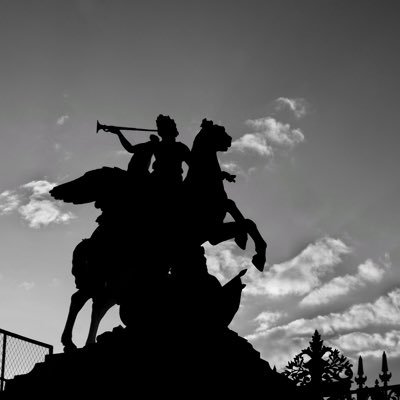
[111,115,190,184]
[151,114,191,185]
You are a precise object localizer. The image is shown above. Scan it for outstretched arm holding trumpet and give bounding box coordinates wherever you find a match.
[96,120,159,153]
[96,120,158,134]
[96,120,160,176]
[96,116,189,182]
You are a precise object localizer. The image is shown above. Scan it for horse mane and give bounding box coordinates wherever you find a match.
[191,119,214,154]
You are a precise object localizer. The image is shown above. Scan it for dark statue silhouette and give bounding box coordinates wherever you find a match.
[52,116,267,351]
[5,115,300,399]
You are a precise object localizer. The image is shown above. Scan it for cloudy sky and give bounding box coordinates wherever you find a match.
[1,0,400,386]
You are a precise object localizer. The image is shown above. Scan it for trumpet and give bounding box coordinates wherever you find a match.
[96,120,158,134]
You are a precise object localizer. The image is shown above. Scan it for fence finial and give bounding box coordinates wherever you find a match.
[379,351,392,387]
[355,355,367,389]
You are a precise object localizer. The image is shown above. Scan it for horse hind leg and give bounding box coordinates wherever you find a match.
[225,199,267,271]
[208,220,266,272]
[61,290,91,352]
[224,200,248,250]
[85,294,117,346]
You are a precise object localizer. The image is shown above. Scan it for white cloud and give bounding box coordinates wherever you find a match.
[231,117,304,158]
[22,181,56,196]
[231,133,274,157]
[300,259,388,307]
[255,311,286,332]
[204,241,248,284]
[247,117,305,147]
[56,115,69,126]
[245,288,400,368]
[221,162,241,174]
[275,97,309,118]
[249,288,400,342]
[19,181,75,228]
[255,329,311,370]
[220,161,253,178]
[0,190,20,214]
[358,259,387,282]
[0,180,76,228]
[204,237,351,298]
[246,237,351,296]
[332,331,400,357]
[19,281,35,291]
[19,199,75,228]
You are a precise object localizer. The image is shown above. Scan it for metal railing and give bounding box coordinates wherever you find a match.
[0,328,53,392]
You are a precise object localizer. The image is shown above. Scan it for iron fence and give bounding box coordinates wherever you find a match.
[320,384,400,399]
[0,328,52,392]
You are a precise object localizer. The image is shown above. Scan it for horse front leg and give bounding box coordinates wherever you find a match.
[244,218,267,271]
[221,199,248,250]
[208,222,242,247]
[85,294,117,346]
[61,290,91,352]
[226,199,267,272]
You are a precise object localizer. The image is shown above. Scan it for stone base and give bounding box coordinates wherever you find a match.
[5,326,300,399]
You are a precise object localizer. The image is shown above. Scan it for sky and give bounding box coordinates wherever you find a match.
[1,0,400,387]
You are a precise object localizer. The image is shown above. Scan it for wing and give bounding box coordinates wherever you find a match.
[50,167,127,204]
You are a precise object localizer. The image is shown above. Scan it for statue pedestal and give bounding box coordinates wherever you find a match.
[5,326,298,399]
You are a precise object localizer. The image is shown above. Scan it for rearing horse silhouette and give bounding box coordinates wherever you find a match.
[181,118,266,271]
[51,118,266,351]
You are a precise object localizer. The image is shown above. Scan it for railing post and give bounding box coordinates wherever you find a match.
[379,351,392,400]
[1,333,7,392]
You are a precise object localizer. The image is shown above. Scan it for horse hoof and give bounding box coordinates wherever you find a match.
[234,233,248,250]
[63,343,77,353]
[252,254,265,272]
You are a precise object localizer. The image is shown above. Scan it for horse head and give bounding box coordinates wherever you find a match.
[186,119,232,188]
[192,118,232,154]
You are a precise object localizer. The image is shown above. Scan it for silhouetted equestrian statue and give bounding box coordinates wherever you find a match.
[6,115,300,400]
[50,115,266,351]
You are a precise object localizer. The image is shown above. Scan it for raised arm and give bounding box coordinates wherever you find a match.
[111,129,135,153]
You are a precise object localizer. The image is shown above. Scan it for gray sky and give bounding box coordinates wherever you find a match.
[1,0,400,386]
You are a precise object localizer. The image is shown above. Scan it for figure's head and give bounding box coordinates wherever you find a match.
[156,114,179,139]
[198,118,232,152]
